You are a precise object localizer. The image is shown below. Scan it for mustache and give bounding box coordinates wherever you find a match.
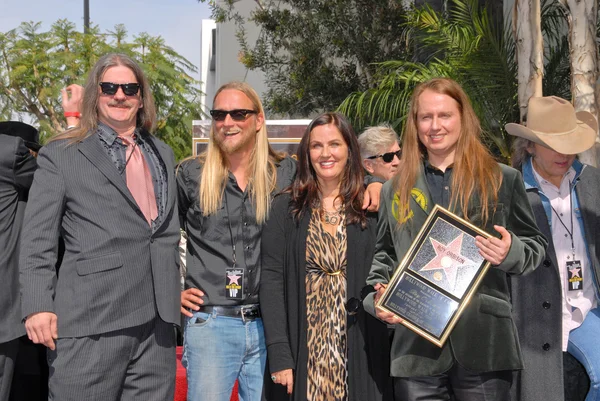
[107,100,133,108]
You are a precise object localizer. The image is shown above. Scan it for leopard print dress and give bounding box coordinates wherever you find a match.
[305,208,348,401]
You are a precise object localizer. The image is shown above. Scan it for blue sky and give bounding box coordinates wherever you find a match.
[0,0,213,81]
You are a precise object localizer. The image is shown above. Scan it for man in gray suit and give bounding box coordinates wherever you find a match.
[19,53,181,401]
[0,122,38,401]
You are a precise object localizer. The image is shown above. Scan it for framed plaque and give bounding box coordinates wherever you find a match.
[376,205,492,347]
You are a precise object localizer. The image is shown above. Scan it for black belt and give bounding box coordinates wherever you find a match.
[198,305,261,320]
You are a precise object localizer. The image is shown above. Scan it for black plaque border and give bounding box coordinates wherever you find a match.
[376,204,492,347]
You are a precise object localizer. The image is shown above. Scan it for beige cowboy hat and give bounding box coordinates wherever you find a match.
[505,96,598,155]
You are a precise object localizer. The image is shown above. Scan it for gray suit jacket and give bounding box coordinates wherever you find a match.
[0,135,36,343]
[19,132,181,338]
[511,162,600,401]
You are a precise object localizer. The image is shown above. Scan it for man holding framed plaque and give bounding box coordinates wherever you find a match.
[363,78,547,400]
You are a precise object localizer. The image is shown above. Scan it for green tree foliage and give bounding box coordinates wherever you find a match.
[339,0,572,161]
[204,0,413,116]
[0,20,202,160]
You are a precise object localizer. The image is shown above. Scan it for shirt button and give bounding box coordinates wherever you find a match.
[543,260,551,267]
[543,343,551,351]
[245,246,250,250]
[444,186,449,190]
[564,234,568,237]
[542,301,551,309]
[244,222,248,226]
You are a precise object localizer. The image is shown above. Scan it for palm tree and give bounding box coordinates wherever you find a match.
[339,0,571,161]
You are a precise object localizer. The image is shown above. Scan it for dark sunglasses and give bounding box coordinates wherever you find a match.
[99,82,141,96]
[209,109,257,122]
[367,150,402,163]
[346,285,375,316]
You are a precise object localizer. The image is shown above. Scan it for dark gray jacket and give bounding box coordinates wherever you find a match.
[19,134,181,337]
[364,163,547,377]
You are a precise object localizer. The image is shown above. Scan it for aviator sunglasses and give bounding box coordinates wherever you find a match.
[210,109,257,122]
[367,150,402,163]
[99,82,141,96]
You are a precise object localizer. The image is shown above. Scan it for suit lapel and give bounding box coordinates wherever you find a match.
[147,135,176,215]
[528,189,560,272]
[77,134,138,208]
[576,178,597,271]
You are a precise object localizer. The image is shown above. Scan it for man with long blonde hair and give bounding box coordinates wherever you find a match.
[177,81,382,401]
[364,77,546,400]
[177,81,296,401]
[19,53,181,401]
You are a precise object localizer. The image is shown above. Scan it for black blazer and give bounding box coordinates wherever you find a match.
[260,193,391,401]
[0,135,36,343]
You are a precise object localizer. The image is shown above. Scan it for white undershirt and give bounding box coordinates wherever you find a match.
[532,165,596,351]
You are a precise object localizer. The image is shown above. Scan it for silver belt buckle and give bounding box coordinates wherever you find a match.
[240,305,250,323]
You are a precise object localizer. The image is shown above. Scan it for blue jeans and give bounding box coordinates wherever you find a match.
[182,310,266,401]
[568,307,600,401]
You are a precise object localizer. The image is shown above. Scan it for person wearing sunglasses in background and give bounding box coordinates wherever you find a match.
[19,53,181,401]
[177,82,383,401]
[358,124,402,181]
[259,112,392,401]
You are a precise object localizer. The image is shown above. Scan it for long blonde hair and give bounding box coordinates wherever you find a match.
[50,53,156,144]
[199,82,281,224]
[394,78,502,224]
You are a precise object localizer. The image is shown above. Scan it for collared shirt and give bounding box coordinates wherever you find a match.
[531,164,596,351]
[424,160,453,208]
[96,122,167,232]
[177,156,297,306]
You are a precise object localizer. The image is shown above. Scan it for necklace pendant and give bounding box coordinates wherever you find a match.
[323,212,340,225]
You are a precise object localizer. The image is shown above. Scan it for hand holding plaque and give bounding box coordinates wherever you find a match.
[376,205,492,347]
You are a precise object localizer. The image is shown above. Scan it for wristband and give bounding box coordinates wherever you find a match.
[64,111,81,118]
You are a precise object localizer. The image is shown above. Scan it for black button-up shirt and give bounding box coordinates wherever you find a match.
[424,160,453,208]
[177,156,297,306]
[96,123,167,231]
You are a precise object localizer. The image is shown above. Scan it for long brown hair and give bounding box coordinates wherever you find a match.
[393,78,502,224]
[50,53,156,143]
[290,112,366,227]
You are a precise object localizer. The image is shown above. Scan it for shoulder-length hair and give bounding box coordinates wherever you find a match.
[199,81,282,224]
[50,53,156,143]
[393,78,502,224]
[290,112,366,227]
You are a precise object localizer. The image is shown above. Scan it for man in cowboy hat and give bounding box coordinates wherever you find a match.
[0,121,39,401]
[507,95,600,401]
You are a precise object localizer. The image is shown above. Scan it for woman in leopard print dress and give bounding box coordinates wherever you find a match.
[260,112,392,401]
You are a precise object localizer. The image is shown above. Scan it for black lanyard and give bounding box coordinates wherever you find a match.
[549,180,575,258]
[224,190,243,268]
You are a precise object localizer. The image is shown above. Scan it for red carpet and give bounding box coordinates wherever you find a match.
[175,346,239,401]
